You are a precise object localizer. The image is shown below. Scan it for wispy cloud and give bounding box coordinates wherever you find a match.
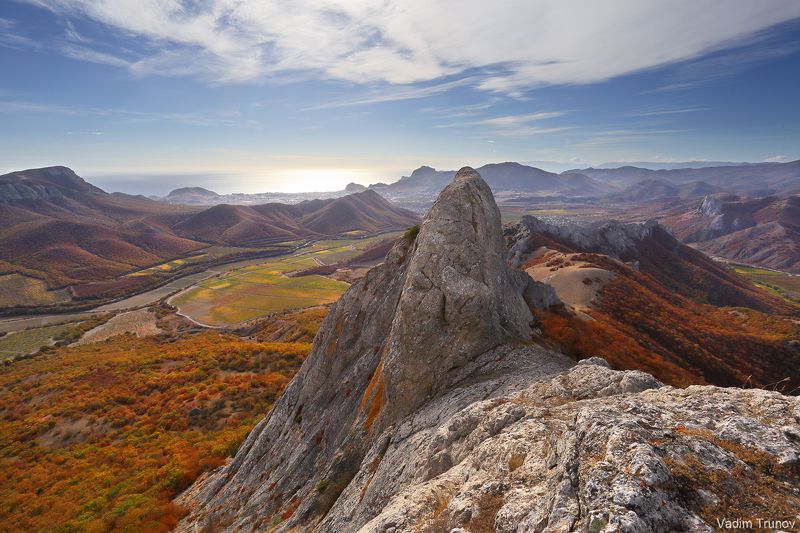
[0,16,40,50]
[306,77,477,110]
[13,0,800,97]
[0,99,248,127]
[626,106,708,117]
[434,110,570,137]
[651,39,800,92]
[60,43,131,68]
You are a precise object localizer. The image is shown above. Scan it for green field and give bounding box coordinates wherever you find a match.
[126,245,264,277]
[168,236,398,327]
[498,205,615,225]
[0,273,71,307]
[731,264,800,303]
[0,323,77,359]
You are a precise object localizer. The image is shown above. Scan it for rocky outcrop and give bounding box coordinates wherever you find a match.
[507,216,663,267]
[177,168,800,532]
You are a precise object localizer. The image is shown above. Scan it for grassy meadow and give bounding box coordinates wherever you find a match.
[171,234,397,326]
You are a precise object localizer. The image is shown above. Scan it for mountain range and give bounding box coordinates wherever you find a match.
[0,167,418,304]
[650,194,800,273]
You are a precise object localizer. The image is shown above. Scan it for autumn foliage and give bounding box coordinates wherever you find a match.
[0,326,316,532]
[535,254,800,390]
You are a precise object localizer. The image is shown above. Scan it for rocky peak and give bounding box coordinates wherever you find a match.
[380,167,545,423]
[698,194,723,216]
[344,182,367,193]
[176,167,559,530]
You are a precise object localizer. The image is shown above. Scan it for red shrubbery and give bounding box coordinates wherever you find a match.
[0,329,314,531]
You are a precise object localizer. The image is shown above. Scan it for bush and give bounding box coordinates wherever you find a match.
[404,224,420,243]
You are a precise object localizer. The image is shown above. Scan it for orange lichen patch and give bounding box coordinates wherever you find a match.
[280,496,301,520]
[360,354,385,412]
[664,427,800,526]
[324,313,346,356]
[364,377,384,433]
[358,453,386,503]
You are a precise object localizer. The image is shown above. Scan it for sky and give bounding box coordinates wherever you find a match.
[0,1,799,194]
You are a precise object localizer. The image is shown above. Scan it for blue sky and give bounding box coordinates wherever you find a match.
[1,1,799,194]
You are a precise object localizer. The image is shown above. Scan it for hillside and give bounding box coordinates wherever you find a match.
[0,167,206,290]
[173,189,418,246]
[508,216,799,388]
[652,194,800,273]
[0,167,418,308]
[177,168,800,532]
[0,309,320,531]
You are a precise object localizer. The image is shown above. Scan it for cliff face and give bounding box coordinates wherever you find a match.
[177,168,800,532]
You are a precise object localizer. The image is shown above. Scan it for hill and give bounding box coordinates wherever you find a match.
[173,189,418,246]
[0,167,205,290]
[163,187,221,205]
[507,216,799,388]
[0,167,418,308]
[647,194,800,274]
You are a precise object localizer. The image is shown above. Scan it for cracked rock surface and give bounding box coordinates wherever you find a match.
[177,169,800,532]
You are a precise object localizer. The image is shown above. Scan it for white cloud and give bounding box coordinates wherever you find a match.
[434,110,570,137]
[626,107,708,117]
[764,154,790,162]
[308,77,477,109]
[18,0,800,95]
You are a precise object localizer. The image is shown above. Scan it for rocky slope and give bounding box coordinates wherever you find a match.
[507,215,793,313]
[177,168,800,532]
[655,194,800,274]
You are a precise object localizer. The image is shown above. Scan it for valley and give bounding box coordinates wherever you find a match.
[169,233,398,327]
[0,232,400,357]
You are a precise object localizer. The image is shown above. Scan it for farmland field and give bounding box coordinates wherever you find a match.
[169,235,395,326]
[731,264,800,303]
[0,273,71,307]
[0,323,76,359]
[126,245,264,277]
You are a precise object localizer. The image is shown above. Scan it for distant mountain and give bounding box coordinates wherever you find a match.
[655,194,800,273]
[594,161,744,170]
[0,166,104,199]
[608,178,723,202]
[579,160,800,195]
[174,189,418,246]
[163,187,221,205]
[377,162,612,197]
[344,182,366,192]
